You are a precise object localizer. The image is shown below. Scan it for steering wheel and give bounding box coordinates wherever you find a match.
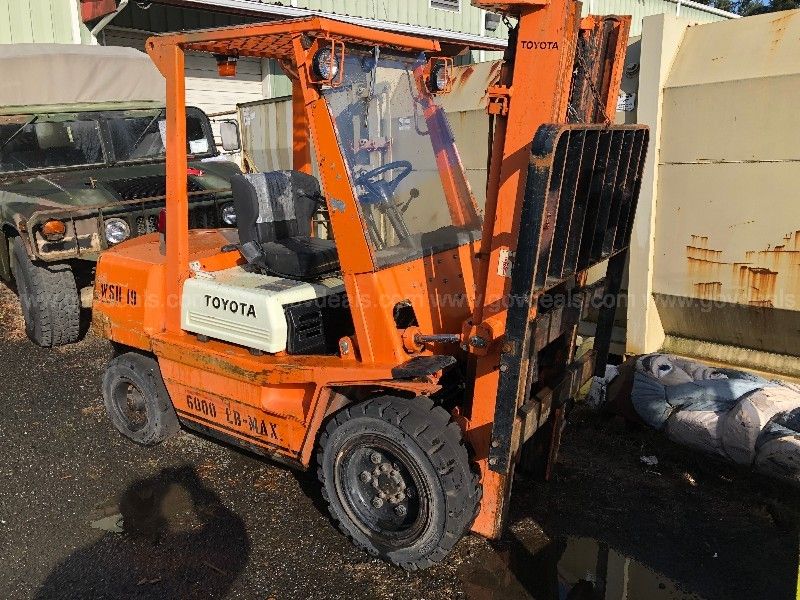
[355,161,413,206]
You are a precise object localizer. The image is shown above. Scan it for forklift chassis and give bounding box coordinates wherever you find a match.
[92,0,648,570]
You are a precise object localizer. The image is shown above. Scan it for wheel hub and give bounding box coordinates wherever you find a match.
[370,462,408,504]
[338,439,425,539]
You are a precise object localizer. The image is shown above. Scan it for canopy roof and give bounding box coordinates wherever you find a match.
[0,44,165,111]
[149,15,472,63]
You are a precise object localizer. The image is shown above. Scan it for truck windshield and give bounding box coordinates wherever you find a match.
[322,49,482,269]
[0,118,104,174]
[107,107,214,162]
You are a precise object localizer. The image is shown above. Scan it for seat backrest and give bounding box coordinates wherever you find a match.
[231,171,322,246]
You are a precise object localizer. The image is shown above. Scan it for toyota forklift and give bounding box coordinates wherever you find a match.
[92,0,648,570]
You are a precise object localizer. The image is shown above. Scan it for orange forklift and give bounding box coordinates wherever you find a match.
[92,0,648,569]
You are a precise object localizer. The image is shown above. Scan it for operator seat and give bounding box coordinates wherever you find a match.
[230,171,340,279]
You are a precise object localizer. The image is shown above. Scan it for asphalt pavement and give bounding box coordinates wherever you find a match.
[0,284,797,600]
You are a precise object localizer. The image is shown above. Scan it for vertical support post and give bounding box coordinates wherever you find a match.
[626,15,687,355]
[593,250,627,375]
[292,79,312,174]
[163,43,188,334]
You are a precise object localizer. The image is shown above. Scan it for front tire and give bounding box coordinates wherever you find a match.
[317,395,480,570]
[102,352,180,446]
[9,236,80,347]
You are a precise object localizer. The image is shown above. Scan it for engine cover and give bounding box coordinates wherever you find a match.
[181,266,344,353]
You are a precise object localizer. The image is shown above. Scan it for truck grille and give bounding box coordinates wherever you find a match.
[110,202,227,240]
[136,214,159,235]
[106,175,205,201]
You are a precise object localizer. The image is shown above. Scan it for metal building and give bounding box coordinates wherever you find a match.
[0,0,736,118]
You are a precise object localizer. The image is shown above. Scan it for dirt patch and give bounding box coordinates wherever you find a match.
[0,284,26,341]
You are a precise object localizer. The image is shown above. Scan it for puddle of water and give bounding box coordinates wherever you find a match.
[90,513,124,534]
[89,482,203,540]
[459,532,704,600]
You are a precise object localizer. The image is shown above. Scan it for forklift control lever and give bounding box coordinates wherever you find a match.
[413,333,461,345]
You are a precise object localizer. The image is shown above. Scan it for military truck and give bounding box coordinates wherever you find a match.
[0,44,241,347]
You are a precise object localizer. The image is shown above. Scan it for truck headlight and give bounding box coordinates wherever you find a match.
[221,203,237,226]
[105,218,131,245]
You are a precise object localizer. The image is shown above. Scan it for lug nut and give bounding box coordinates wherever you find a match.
[370,452,383,465]
[359,471,372,484]
[395,504,407,517]
[379,463,391,473]
[372,497,384,509]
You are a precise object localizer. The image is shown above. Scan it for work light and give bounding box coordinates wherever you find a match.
[429,61,452,94]
[313,47,339,81]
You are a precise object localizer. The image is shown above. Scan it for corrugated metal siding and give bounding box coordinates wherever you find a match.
[287,0,507,39]
[0,0,84,43]
[109,1,254,32]
[583,0,728,36]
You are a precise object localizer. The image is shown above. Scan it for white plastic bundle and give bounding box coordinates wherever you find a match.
[632,354,800,485]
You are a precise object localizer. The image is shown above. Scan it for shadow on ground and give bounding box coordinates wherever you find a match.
[34,466,250,600]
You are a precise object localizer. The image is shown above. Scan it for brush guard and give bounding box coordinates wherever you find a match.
[488,124,649,475]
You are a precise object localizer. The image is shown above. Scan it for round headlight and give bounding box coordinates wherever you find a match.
[105,218,131,245]
[221,203,237,226]
[313,47,339,81]
[430,63,449,93]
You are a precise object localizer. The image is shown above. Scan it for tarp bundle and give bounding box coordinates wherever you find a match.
[0,44,165,111]
[632,354,800,485]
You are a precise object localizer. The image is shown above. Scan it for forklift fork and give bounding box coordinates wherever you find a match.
[488,123,649,476]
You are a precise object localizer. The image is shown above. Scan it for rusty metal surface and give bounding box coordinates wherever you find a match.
[651,11,800,361]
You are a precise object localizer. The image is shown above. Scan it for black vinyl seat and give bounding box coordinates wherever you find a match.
[231,171,339,279]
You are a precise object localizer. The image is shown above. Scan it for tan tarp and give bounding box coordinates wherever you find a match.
[0,44,165,109]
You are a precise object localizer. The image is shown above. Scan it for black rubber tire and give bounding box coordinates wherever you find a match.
[9,236,80,347]
[317,395,481,570]
[102,352,180,446]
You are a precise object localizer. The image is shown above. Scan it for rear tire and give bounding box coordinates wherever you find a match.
[9,236,80,347]
[102,352,180,446]
[317,395,480,570]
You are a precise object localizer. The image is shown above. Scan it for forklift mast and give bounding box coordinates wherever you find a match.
[465,0,646,537]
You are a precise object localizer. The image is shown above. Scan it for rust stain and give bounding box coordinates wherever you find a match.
[693,281,722,300]
[686,246,723,262]
[686,230,800,307]
[459,65,475,86]
[768,11,793,49]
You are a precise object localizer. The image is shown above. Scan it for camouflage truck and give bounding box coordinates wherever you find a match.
[0,44,241,346]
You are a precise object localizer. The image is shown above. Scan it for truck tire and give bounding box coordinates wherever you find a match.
[317,395,481,570]
[9,236,80,347]
[102,352,180,446]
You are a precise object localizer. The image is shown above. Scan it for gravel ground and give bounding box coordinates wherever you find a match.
[0,284,797,600]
